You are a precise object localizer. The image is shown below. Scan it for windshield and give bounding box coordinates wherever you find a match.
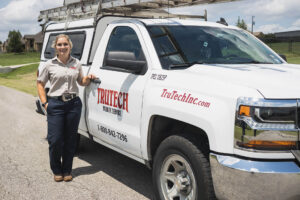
[147,25,283,69]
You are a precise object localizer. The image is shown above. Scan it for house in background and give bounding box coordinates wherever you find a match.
[274,30,300,42]
[0,31,43,53]
[23,31,44,52]
[253,32,264,39]
[0,41,8,53]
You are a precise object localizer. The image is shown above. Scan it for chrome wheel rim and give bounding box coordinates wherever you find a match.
[160,154,196,200]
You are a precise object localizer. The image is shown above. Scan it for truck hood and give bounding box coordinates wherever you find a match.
[187,63,300,99]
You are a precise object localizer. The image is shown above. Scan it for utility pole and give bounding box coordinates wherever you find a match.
[251,16,255,34]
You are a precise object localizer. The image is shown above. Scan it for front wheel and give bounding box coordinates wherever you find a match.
[152,135,215,200]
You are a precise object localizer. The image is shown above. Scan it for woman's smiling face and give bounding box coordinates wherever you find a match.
[56,37,71,58]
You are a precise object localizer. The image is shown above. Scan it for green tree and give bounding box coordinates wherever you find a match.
[262,33,276,43]
[236,17,248,30]
[7,30,24,53]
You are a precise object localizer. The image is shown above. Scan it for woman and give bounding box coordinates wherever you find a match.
[37,34,96,182]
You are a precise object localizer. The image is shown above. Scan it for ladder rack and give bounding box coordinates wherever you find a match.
[38,0,237,24]
[38,0,211,24]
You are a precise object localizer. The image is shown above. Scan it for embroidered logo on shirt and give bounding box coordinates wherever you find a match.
[70,66,76,70]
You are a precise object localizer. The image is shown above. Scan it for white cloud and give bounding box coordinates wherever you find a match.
[291,18,300,27]
[256,18,300,33]
[0,0,62,41]
[170,0,300,26]
[243,0,300,20]
[277,19,300,32]
[170,0,300,34]
[256,24,285,33]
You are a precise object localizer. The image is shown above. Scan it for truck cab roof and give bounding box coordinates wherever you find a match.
[108,18,239,31]
[45,16,237,32]
[45,18,94,31]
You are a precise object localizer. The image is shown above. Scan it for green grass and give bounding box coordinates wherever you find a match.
[266,42,300,64]
[0,64,39,96]
[285,56,300,64]
[0,52,40,66]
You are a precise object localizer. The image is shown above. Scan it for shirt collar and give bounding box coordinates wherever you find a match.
[53,56,74,65]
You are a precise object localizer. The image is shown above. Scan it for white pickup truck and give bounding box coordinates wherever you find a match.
[36,16,300,200]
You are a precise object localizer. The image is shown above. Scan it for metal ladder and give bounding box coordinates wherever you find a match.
[38,0,215,24]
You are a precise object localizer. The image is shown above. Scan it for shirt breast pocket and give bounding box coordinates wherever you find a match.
[69,68,79,79]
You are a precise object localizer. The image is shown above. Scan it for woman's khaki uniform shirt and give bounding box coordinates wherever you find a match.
[37,56,84,97]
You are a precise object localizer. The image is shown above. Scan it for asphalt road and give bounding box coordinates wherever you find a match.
[0,86,153,200]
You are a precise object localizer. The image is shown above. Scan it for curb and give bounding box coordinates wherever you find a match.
[0,67,14,73]
[0,62,40,73]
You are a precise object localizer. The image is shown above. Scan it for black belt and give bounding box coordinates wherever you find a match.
[50,93,77,102]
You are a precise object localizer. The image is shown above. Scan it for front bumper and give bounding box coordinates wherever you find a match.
[210,153,300,200]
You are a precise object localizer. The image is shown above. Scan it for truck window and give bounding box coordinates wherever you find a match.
[147,26,283,69]
[103,26,145,68]
[44,31,86,60]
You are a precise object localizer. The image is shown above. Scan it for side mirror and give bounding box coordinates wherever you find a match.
[105,51,146,74]
[279,54,287,62]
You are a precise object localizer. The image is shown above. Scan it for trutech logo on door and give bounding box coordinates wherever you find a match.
[97,87,129,115]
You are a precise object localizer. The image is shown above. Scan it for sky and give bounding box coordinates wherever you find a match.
[0,0,61,42]
[0,0,300,42]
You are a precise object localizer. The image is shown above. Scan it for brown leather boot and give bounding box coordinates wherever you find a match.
[63,174,73,182]
[54,174,63,182]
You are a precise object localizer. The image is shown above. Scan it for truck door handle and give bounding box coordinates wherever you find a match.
[91,78,101,84]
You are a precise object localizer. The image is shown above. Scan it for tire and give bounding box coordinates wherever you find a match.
[152,135,215,200]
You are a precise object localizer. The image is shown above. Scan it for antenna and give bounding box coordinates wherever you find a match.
[251,16,255,33]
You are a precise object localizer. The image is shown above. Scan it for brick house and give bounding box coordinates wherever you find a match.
[23,31,44,52]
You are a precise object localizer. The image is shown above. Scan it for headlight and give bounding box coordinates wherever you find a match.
[234,98,299,151]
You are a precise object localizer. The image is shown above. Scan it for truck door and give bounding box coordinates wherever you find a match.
[86,24,149,158]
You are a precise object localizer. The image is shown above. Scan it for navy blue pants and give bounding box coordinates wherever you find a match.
[47,97,82,175]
